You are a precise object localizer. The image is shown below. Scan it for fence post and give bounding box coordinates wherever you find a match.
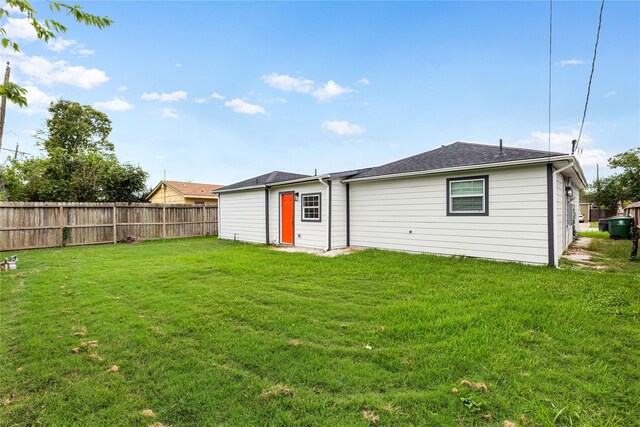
[59,205,64,247]
[202,205,206,236]
[162,205,166,239]
[113,204,117,244]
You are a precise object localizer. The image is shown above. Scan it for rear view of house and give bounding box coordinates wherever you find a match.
[217,141,586,266]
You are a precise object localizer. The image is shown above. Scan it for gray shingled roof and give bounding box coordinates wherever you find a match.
[220,171,311,191]
[349,142,567,180]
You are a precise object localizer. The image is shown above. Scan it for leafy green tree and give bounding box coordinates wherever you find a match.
[1,100,148,202]
[588,147,640,211]
[0,0,112,107]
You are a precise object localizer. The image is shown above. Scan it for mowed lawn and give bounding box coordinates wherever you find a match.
[1,237,639,426]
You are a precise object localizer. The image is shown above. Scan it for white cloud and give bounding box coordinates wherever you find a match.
[513,129,608,168]
[224,98,266,115]
[3,4,28,16]
[176,63,182,68]
[264,97,286,104]
[322,120,365,136]
[312,80,353,102]
[48,38,76,52]
[12,54,108,88]
[558,59,585,67]
[93,96,134,111]
[1,17,38,41]
[604,91,617,98]
[263,73,353,102]
[358,78,370,85]
[262,73,314,94]
[117,85,128,92]
[12,85,56,115]
[388,143,398,148]
[161,108,179,119]
[194,92,226,104]
[155,155,165,160]
[75,48,94,56]
[141,91,187,102]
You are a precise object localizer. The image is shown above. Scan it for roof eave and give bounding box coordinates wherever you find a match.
[343,155,577,183]
[217,175,327,193]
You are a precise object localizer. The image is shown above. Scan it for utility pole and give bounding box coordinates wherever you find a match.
[0,62,11,154]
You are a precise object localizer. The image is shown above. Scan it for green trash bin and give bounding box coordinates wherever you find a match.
[608,216,633,240]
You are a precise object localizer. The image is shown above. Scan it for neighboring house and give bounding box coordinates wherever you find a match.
[217,141,587,266]
[147,180,224,205]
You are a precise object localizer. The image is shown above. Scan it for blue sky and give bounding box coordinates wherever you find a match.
[1,1,638,187]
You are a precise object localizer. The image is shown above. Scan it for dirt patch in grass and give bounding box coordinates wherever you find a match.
[562,237,608,270]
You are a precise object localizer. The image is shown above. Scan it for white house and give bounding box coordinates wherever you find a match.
[217,141,587,266]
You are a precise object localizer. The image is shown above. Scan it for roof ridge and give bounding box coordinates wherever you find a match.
[451,140,566,155]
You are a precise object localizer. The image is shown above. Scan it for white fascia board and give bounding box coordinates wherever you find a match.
[216,185,266,194]
[343,155,577,183]
[264,175,330,188]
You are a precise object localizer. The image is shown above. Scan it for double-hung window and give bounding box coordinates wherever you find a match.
[447,176,489,216]
[301,193,321,222]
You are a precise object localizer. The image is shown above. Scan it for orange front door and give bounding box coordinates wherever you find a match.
[281,193,294,244]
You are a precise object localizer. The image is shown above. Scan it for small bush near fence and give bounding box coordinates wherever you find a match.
[0,202,218,251]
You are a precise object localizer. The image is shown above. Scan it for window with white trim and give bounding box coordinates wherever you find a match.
[301,193,321,221]
[447,176,488,216]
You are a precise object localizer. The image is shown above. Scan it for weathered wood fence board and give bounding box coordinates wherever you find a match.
[0,202,218,251]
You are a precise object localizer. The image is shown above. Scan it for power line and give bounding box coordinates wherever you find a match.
[577,0,605,147]
[547,0,553,157]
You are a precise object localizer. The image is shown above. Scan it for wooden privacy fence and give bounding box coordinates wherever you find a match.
[0,202,218,251]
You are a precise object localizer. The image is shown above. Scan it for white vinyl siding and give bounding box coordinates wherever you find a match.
[349,165,549,264]
[268,181,328,249]
[330,180,348,249]
[218,190,265,244]
[555,172,579,264]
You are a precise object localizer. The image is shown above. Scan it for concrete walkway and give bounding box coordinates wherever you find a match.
[271,246,361,257]
[562,236,607,269]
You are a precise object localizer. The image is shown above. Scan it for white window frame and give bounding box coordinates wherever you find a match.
[301,193,322,222]
[447,176,489,216]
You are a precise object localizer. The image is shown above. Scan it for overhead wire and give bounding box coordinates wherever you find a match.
[576,0,605,148]
[547,0,553,157]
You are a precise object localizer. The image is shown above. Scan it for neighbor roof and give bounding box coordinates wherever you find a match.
[349,141,567,180]
[147,180,224,200]
[220,171,311,191]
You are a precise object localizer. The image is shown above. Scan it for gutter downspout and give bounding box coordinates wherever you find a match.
[317,177,330,251]
[265,187,270,244]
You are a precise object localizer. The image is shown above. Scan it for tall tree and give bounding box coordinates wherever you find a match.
[1,100,148,202]
[0,0,112,107]
[588,147,640,211]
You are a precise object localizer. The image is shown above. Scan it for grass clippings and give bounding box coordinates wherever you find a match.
[259,384,293,399]
[361,409,379,425]
[460,379,488,392]
[287,339,301,347]
[107,365,119,373]
[142,409,156,418]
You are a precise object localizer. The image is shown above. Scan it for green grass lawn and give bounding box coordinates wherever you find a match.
[1,238,639,426]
